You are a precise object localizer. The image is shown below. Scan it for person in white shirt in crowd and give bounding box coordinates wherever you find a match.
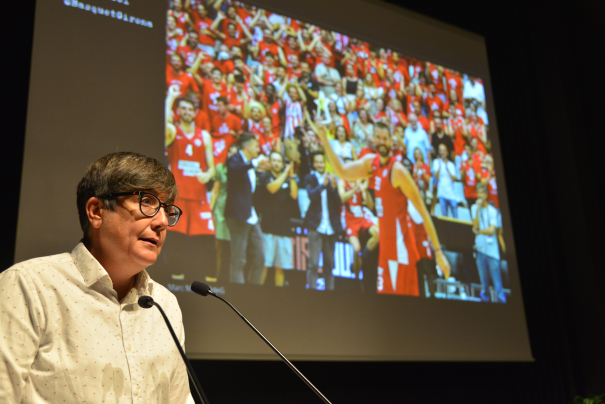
[432,143,458,218]
[471,184,506,303]
[314,52,341,97]
[0,152,194,404]
[463,76,488,125]
[329,125,357,162]
[403,113,432,165]
[463,75,485,108]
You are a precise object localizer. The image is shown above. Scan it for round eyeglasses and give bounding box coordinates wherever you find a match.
[102,191,182,227]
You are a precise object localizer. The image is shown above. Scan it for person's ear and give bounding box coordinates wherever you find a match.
[86,197,104,230]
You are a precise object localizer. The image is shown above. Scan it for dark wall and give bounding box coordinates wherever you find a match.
[3,1,604,402]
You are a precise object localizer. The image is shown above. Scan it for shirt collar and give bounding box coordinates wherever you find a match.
[239,150,249,163]
[71,242,152,295]
[71,242,110,287]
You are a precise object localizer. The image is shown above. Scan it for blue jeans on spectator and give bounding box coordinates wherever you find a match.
[439,197,458,218]
[476,252,506,303]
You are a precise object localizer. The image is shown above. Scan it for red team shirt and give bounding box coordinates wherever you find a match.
[211,112,241,165]
[418,115,430,132]
[343,181,374,238]
[425,94,444,119]
[246,118,264,137]
[447,116,466,156]
[412,162,430,193]
[405,94,420,116]
[193,109,211,131]
[166,68,200,98]
[168,10,188,31]
[193,15,216,47]
[409,215,433,261]
[371,154,420,296]
[469,122,487,154]
[166,125,214,236]
[427,64,445,95]
[258,42,280,66]
[258,131,279,156]
[167,125,209,200]
[461,160,478,199]
[202,79,228,120]
[444,100,465,118]
[283,44,301,70]
[444,70,463,103]
[178,44,210,68]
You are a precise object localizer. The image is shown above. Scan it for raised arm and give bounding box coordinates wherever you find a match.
[266,162,292,194]
[297,30,306,51]
[210,11,225,32]
[392,163,451,278]
[165,85,180,147]
[277,46,287,67]
[212,0,224,11]
[316,120,373,181]
[235,15,254,42]
[295,81,307,104]
[187,51,205,75]
[277,80,288,99]
[274,25,287,46]
[308,35,321,52]
[248,9,261,28]
[289,163,298,200]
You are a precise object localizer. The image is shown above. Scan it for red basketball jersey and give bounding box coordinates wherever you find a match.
[344,181,365,221]
[371,154,420,296]
[167,125,208,201]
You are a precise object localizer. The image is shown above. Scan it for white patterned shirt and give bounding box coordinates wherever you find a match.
[0,243,194,404]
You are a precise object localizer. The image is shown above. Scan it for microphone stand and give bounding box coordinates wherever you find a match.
[138,296,209,404]
[191,282,332,404]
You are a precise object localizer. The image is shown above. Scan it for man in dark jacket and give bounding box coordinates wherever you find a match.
[303,152,343,290]
[225,133,269,284]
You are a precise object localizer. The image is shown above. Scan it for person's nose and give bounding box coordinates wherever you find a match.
[152,206,169,230]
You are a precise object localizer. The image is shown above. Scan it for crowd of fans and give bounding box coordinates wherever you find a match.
[164,0,505,297]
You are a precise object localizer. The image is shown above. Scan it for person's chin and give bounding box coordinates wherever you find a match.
[134,242,161,266]
[134,251,159,268]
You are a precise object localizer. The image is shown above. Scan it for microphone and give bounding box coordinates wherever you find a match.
[137,295,209,404]
[190,281,332,404]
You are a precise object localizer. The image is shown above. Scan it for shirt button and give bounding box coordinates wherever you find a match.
[128,345,132,351]
[134,389,140,396]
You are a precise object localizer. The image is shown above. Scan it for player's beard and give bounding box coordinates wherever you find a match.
[377,145,390,157]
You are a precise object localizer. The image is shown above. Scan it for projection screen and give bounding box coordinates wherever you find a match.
[16,0,532,361]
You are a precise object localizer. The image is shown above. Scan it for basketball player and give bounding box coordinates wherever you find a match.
[165,85,216,279]
[318,121,450,296]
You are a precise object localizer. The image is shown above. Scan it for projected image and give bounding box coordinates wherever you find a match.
[163,0,508,303]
